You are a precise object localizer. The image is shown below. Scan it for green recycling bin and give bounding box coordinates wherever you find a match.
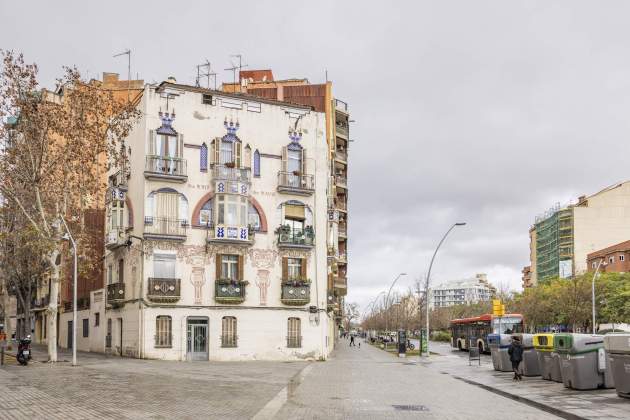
[604,333,630,398]
[555,333,614,390]
[534,333,562,382]
[514,333,540,376]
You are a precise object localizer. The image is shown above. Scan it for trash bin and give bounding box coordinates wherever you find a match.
[534,333,562,382]
[487,334,512,372]
[514,334,540,376]
[604,333,630,398]
[555,333,614,390]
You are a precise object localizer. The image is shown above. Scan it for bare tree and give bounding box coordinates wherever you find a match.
[0,51,139,361]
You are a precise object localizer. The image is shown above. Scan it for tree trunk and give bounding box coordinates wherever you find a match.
[47,250,60,362]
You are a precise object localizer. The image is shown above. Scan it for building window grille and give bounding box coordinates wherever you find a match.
[200,143,208,172]
[82,319,89,338]
[95,312,100,327]
[155,316,172,348]
[254,149,261,177]
[221,316,237,348]
[202,94,213,105]
[287,317,301,348]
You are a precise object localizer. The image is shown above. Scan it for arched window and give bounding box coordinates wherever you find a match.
[200,143,208,172]
[200,199,213,226]
[254,149,261,177]
[248,203,261,231]
[145,188,189,224]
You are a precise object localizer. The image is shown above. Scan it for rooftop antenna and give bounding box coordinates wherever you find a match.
[225,54,248,91]
[196,60,217,90]
[113,49,131,101]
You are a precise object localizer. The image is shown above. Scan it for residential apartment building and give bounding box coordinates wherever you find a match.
[430,274,495,309]
[521,265,533,289]
[64,77,335,362]
[222,69,350,324]
[529,181,630,283]
[587,240,630,273]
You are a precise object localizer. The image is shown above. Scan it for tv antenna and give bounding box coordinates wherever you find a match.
[196,60,217,90]
[224,54,248,89]
[113,49,131,101]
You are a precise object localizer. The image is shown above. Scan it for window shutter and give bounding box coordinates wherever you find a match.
[149,130,156,155]
[281,146,288,172]
[301,148,306,174]
[238,255,244,281]
[282,257,288,280]
[177,134,184,158]
[300,258,307,279]
[212,138,220,165]
[216,254,222,280]
[209,139,215,165]
[235,142,242,168]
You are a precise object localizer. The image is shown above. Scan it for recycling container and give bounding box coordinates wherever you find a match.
[534,333,562,382]
[514,333,540,376]
[555,333,614,390]
[604,334,630,398]
[487,334,512,372]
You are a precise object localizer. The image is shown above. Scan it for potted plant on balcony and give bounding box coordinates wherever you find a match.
[292,170,302,176]
[285,276,310,287]
[225,161,235,168]
[304,225,314,241]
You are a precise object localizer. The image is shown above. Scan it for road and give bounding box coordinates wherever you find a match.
[0,340,586,419]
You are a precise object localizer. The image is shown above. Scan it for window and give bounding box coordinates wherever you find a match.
[248,203,261,231]
[83,319,89,338]
[145,190,188,224]
[220,140,233,164]
[200,143,208,172]
[154,253,176,279]
[155,316,172,347]
[216,195,247,227]
[288,149,301,172]
[221,316,237,347]
[253,150,261,177]
[200,199,213,226]
[108,200,125,231]
[620,255,625,262]
[592,261,597,269]
[287,318,301,348]
[202,94,213,105]
[221,255,239,280]
[610,256,615,264]
[118,259,124,284]
[287,258,303,280]
[107,264,113,285]
[106,319,112,348]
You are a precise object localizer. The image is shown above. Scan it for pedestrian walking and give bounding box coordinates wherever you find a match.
[508,336,524,381]
[350,335,355,347]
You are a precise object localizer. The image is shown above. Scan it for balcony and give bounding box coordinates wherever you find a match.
[335,175,347,190]
[277,172,315,196]
[335,98,349,114]
[335,149,347,163]
[338,252,347,264]
[107,283,125,305]
[144,217,187,241]
[334,276,347,296]
[144,155,187,182]
[206,223,254,245]
[338,225,347,238]
[212,164,251,183]
[105,227,127,249]
[109,169,129,191]
[277,226,314,249]
[336,123,349,138]
[336,199,347,212]
[215,280,247,304]
[281,283,311,306]
[147,278,181,303]
[63,296,90,312]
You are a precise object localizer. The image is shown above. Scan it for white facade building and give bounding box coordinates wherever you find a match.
[93,81,334,361]
[430,274,495,309]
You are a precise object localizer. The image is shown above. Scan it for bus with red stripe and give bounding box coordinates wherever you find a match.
[449,314,524,353]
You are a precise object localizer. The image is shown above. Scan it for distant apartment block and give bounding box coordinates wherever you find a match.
[587,240,630,273]
[430,274,496,308]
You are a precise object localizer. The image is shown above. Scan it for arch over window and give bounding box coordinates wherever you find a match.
[253,149,261,177]
[191,192,267,231]
[200,143,208,172]
[145,188,189,223]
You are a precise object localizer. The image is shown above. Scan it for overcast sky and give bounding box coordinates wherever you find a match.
[4,1,630,311]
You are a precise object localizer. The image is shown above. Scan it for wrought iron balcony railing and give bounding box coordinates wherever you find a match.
[215,280,247,304]
[277,171,315,195]
[277,226,314,248]
[335,98,349,113]
[147,278,181,302]
[336,123,349,137]
[212,164,251,183]
[281,283,310,305]
[144,217,187,240]
[107,283,125,305]
[144,155,187,182]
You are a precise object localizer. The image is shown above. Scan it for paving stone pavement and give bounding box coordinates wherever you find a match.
[0,345,309,420]
[272,339,563,419]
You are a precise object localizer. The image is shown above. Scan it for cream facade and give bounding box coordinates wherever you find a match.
[94,81,333,361]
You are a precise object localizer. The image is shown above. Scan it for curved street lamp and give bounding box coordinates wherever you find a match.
[424,222,466,357]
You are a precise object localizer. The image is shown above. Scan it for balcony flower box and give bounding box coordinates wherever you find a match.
[215,280,248,304]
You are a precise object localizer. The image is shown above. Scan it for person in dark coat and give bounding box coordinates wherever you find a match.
[508,336,524,381]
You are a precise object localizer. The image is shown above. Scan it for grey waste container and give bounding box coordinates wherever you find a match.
[488,334,501,371]
[534,333,562,382]
[488,334,512,372]
[604,333,630,398]
[516,334,540,377]
[556,333,614,390]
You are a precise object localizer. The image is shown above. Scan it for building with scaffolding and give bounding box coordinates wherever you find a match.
[527,181,630,286]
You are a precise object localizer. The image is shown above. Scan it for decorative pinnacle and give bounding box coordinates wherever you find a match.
[158,110,176,128]
[289,129,302,143]
[224,118,240,136]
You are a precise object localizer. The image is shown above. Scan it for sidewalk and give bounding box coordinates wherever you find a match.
[422,341,629,420]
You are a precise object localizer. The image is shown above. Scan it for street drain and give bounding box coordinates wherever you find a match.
[392,404,429,412]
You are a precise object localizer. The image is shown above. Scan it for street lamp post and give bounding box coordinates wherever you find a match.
[385,273,407,335]
[424,222,466,357]
[591,258,606,334]
[60,217,77,367]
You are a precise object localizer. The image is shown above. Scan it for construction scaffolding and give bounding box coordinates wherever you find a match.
[535,207,574,280]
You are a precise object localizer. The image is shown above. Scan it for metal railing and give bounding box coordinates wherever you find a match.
[145,155,187,177]
[212,164,251,183]
[277,172,314,191]
[107,282,125,304]
[215,281,247,303]
[281,284,310,305]
[277,227,314,247]
[147,278,181,302]
[335,149,347,162]
[287,336,303,348]
[335,175,347,188]
[105,227,126,248]
[335,98,349,112]
[144,217,188,237]
[336,123,349,137]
